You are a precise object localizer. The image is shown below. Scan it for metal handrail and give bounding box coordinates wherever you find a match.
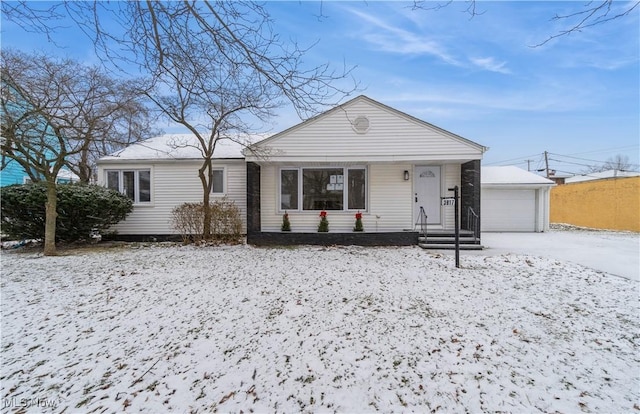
[415,206,428,241]
[467,207,480,241]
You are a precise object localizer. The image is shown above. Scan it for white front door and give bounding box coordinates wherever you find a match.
[414,166,441,225]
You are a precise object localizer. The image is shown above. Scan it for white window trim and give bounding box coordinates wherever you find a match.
[279,167,301,211]
[278,166,368,213]
[210,167,226,196]
[105,168,153,205]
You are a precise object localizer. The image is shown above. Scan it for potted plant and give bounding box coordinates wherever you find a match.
[281,211,291,231]
[317,210,329,232]
[353,211,364,232]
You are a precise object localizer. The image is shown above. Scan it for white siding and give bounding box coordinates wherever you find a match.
[369,164,413,231]
[249,97,484,163]
[261,163,415,232]
[97,160,246,235]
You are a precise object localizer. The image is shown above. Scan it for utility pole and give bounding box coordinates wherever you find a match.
[544,151,550,178]
[526,159,532,171]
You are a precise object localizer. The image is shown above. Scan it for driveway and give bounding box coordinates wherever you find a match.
[476,230,640,281]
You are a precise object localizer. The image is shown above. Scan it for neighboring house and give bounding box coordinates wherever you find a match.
[0,157,78,186]
[96,134,247,237]
[1,85,79,186]
[551,173,640,232]
[0,157,30,186]
[481,166,555,232]
[244,95,486,246]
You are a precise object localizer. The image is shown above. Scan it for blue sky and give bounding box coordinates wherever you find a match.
[2,1,639,174]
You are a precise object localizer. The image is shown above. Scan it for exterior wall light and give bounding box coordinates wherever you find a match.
[403,170,410,181]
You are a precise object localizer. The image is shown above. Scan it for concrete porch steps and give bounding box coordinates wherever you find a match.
[417,230,483,250]
[419,243,484,250]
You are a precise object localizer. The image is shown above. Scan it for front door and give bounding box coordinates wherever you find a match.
[414,166,441,225]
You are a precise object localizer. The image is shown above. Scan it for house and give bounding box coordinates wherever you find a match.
[97,95,493,245]
[481,166,555,232]
[0,85,79,186]
[1,156,79,186]
[96,134,247,238]
[244,95,486,246]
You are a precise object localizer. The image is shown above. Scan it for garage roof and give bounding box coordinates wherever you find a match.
[482,166,555,186]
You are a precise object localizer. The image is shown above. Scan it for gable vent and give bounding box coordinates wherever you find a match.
[352,115,370,134]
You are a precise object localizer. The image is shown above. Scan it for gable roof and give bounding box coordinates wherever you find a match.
[98,134,250,162]
[482,166,555,186]
[246,95,486,163]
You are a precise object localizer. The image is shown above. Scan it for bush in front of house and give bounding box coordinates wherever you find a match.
[0,182,134,242]
[171,197,243,244]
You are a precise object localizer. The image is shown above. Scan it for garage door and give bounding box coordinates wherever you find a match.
[482,189,536,231]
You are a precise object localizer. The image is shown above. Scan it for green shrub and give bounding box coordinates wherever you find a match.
[1,182,133,241]
[171,197,243,244]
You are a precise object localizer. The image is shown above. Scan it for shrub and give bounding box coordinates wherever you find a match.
[317,210,329,232]
[171,197,243,244]
[1,182,133,241]
[281,212,291,231]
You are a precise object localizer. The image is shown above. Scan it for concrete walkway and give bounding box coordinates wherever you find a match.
[474,230,640,281]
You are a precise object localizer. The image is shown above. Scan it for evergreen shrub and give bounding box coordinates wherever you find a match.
[1,182,133,241]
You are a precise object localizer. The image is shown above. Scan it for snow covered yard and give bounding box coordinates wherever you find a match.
[1,244,638,413]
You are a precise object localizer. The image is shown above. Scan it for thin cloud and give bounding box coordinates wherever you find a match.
[469,57,511,74]
[381,85,593,115]
[345,7,462,66]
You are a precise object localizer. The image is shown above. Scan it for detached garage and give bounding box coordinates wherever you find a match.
[481,166,555,232]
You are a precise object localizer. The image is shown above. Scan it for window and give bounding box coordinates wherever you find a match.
[106,169,151,203]
[303,168,344,210]
[211,168,224,194]
[348,168,366,210]
[279,167,367,211]
[280,169,299,210]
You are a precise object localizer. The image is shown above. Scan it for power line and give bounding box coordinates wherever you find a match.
[548,158,595,168]
[549,152,638,166]
[567,145,640,157]
[483,153,542,166]
[549,152,640,170]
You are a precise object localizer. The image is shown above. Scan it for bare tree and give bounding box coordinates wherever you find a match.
[584,154,633,173]
[0,49,155,255]
[2,1,356,118]
[603,154,632,171]
[411,0,639,46]
[137,3,282,238]
[3,1,358,240]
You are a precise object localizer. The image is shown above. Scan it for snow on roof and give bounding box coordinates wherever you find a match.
[99,134,257,161]
[56,169,79,182]
[565,169,640,183]
[481,166,555,186]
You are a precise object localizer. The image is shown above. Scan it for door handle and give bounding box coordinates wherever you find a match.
[414,193,417,202]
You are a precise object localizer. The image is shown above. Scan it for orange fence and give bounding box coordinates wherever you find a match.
[550,176,640,232]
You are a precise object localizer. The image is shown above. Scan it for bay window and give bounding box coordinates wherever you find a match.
[280,167,366,211]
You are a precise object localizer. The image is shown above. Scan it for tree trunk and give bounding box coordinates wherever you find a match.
[43,180,58,256]
[199,168,211,240]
